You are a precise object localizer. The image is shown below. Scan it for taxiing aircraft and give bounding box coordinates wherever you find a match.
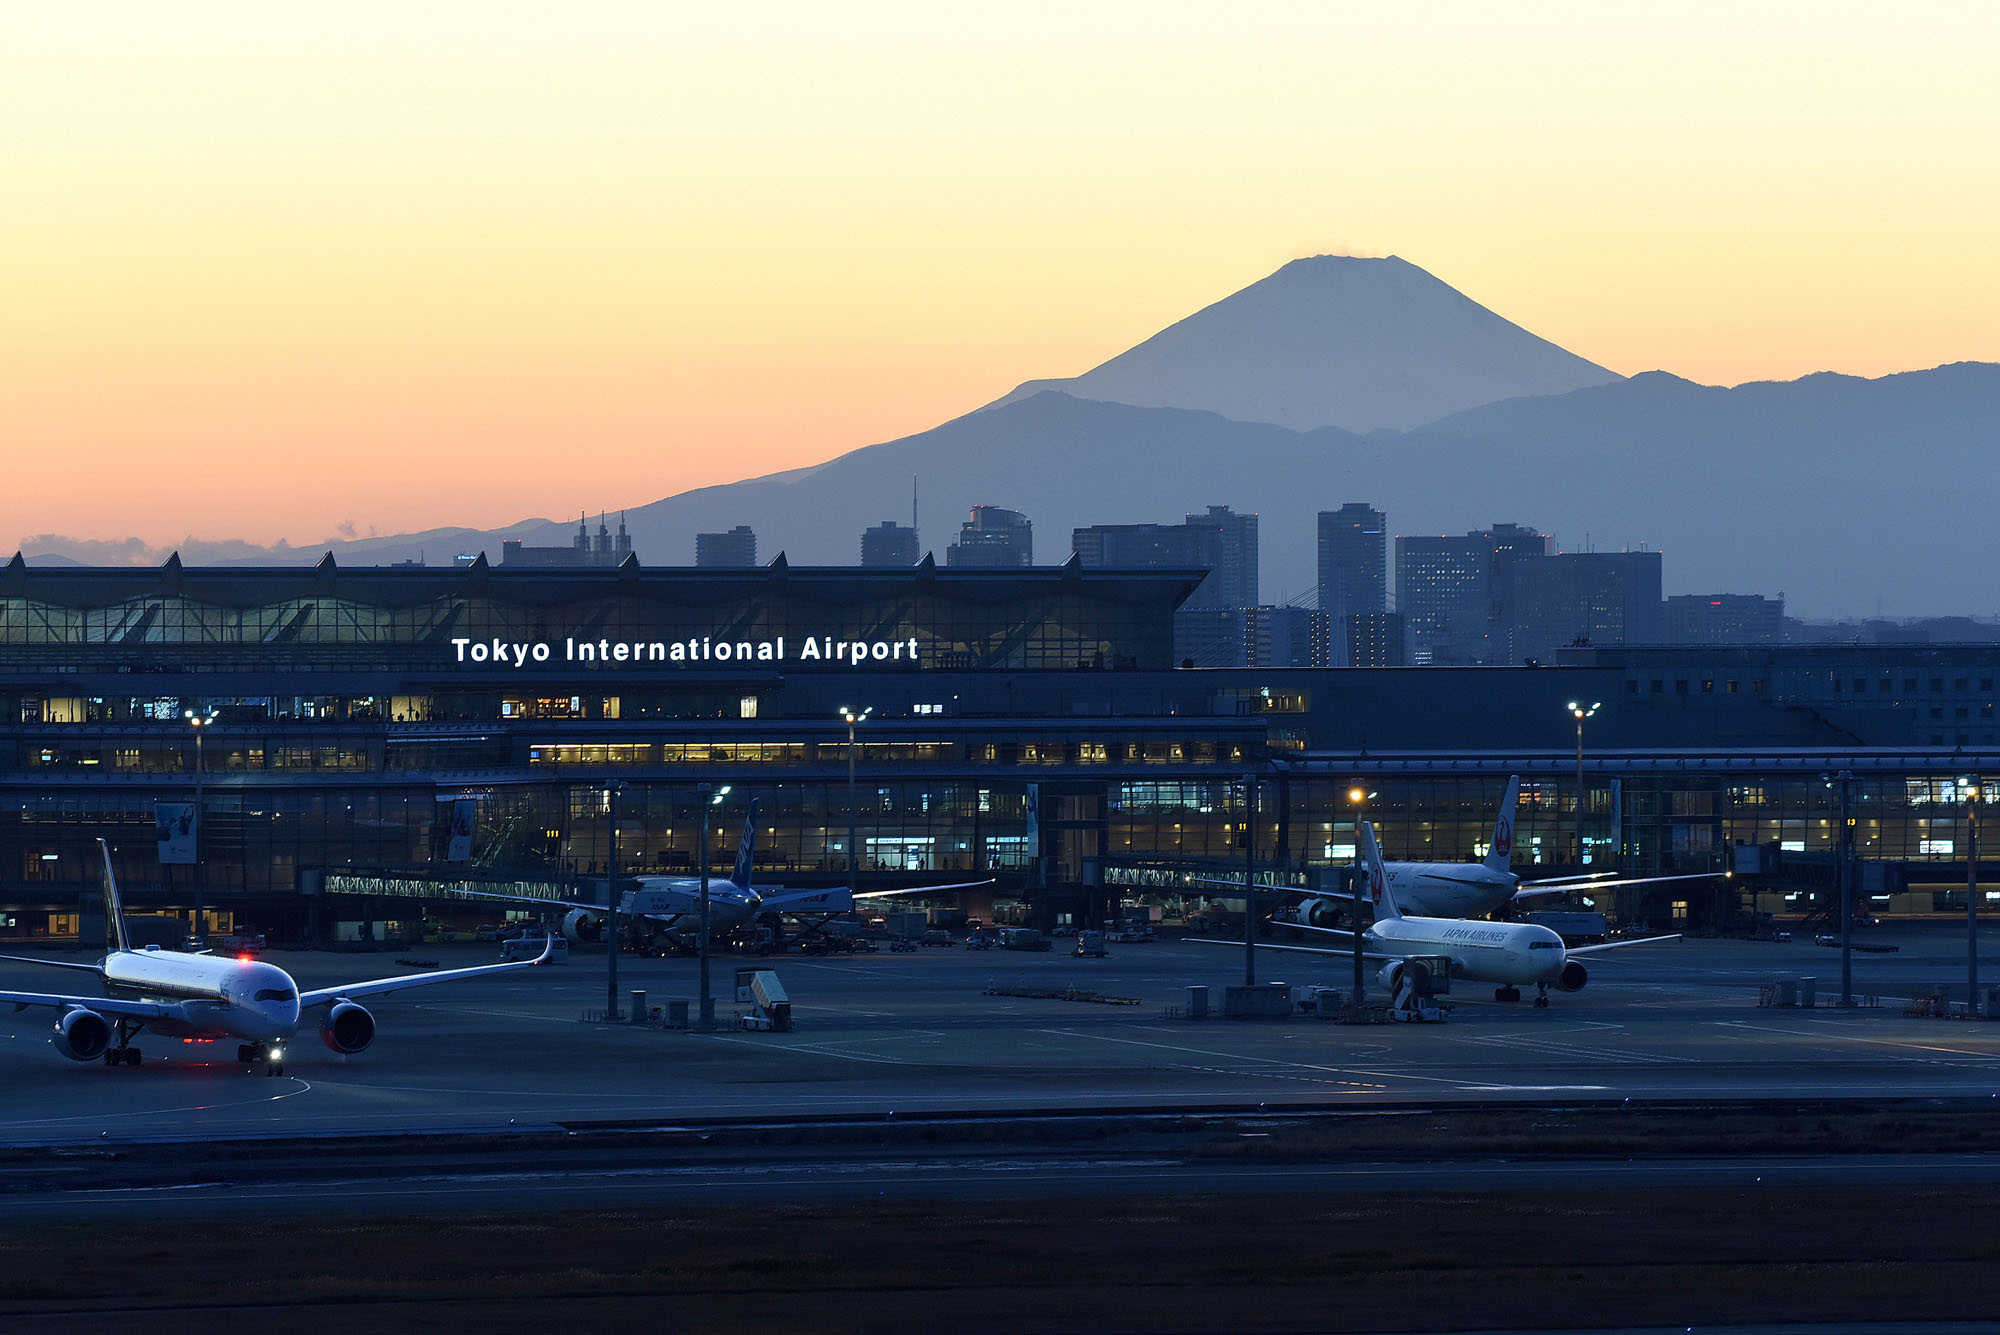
[1204,820,1680,1008]
[469,799,992,952]
[0,841,553,1074]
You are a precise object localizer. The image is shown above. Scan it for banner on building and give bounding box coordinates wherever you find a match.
[156,803,197,865]
[446,798,477,863]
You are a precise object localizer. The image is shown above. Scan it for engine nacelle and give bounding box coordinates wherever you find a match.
[320,1001,377,1054]
[1556,961,1589,993]
[562,908,603,943]
[53,1007,111,1062]
[1300,897,1349,930]
[1376,959,1435,994]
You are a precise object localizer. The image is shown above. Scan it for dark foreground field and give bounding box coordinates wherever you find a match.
[6,1103,2000,1334]
[6,1185,2000,1334]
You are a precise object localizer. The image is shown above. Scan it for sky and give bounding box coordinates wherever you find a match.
[4,1,1997,553]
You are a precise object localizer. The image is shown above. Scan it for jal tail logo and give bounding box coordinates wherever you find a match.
[1370,865,1385,905]
[1495,817,1513,858]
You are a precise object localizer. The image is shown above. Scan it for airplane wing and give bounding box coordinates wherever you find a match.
[0,989,182,1020]
[1517,872,1720,890]
[1564,933,1683,955]
[1185,937,1397,963]
[296,937,554,1008]
[0,953,106,975]
[850,879,997,901]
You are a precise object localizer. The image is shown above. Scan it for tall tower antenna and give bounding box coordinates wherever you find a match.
[912,475,919,544]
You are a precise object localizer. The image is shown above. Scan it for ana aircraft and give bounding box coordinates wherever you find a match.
[470,799,991,952]
[1209,820,1680,1009]
[0,841,553,1074]
[1258,777,1720,925]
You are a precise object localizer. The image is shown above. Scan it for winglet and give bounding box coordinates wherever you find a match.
[1359,820,1402,922]
[97,838,130,953]
[1483,776,1521,873]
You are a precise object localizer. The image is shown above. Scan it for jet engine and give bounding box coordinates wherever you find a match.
[1555,961,1589,993]
[1298,898,1350,930]
[320,1001,377,1054]
[53,1007,111,1062]
[561,908,603,943]
[1375,959,1434,995]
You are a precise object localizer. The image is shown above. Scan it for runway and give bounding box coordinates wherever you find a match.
[1,923,1997,1144]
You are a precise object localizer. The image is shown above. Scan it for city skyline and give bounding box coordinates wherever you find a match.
[6,4,1998,554]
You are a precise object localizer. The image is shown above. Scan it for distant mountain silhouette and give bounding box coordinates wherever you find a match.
[984,255,1622,432]
[16,254,1998,617]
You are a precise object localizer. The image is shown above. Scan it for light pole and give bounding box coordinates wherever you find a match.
[1346,785,1370,1020]
[697,781,724,1032]
[183,709,214,945]
[1566,700,1601,884]
[1825,770,1854,1007]
[1966,777,1981,1014]
[1239,774,1257,987]
[838,706,872,883]
[603,781,625,1022]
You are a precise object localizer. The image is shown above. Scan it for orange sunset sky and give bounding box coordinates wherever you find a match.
[5,2,1997,554]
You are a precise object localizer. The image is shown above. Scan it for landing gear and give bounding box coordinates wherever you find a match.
[105,1019,144,1066]
[239,1042,286,1076]
[1494,986,1521,1002]
[1533,983,1551,1009]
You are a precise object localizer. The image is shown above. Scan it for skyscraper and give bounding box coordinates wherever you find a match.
[695,525,758,568]
[1317,503,1386,617]
[1507,550,1665,662]
[860,520,920,567]
[1072,505,1259,666]
[1395,523,1547,665]
[946,506,1033,568]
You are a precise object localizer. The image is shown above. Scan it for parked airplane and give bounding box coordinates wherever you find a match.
[469,799,991,952]
[1206,820,1679,1009]
[0,841,553,1074]
[1236,777,1719,925]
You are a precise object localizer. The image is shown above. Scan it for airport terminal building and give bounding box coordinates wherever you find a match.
[3,554,1999,942]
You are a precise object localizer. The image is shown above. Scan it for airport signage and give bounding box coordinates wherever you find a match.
[448,635,923,668]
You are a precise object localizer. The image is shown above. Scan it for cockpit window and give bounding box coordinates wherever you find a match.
[254,988,298,1002]
[1529,941,1561,950]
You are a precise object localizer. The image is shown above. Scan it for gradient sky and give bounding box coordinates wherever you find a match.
[5,2,1997,552]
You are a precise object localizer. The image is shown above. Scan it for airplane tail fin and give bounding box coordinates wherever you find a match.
[97,838,130,953]
[1483,775,1522,873]
[731,797,760,889]
[1359,820,1402,921]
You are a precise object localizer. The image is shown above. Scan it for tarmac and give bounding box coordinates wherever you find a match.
[2,921,1998,1144]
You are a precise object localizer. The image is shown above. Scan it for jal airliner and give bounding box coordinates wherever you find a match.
[0,840,552,1074]
[1205,821,1680,1008]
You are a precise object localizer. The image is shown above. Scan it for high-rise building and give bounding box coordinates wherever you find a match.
[1245,605,1331,668]
[1317,503,1386,621]
[502,513,634,567]
[695,525,758,568]
[1347,612,1407,667]
[860,521,920,567]
[1189,505,1258,609]
[1507,550,1665,662]
[1396,523,1549,665]
[1072,505,1259,665]
[1665,593,1786,645]
[946,506,1033,568]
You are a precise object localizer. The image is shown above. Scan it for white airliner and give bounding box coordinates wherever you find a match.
[1206,821,1680,1008]
[469,799,992,952]
[0,841,552,1075]
[1257,777,1719,926]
